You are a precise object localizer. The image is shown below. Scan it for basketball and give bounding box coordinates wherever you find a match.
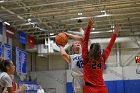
[55,32,68,46]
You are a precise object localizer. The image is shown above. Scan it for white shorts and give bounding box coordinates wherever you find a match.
[73,77,84,93]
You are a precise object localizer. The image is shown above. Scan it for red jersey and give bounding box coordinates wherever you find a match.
[82,25,117,87]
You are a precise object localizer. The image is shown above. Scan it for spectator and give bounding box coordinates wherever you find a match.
[37,85,45,93]
[0,57,26,93]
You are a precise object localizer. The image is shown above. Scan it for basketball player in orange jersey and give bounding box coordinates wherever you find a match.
[82,18,120,93]
[58,28,85,93]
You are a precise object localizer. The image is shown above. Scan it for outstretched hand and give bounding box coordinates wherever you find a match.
[88,18,95,27]
[113,25,120,35]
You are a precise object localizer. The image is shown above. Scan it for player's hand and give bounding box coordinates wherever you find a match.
[88,18,95,27]
[113,25,120,35]
[63,32,69,38]
[19,85,27,91]
[57,44,64,47]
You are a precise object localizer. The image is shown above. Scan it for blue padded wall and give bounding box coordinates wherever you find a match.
[66,82,73,93]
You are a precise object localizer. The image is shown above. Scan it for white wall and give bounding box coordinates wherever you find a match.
[49,55,68,70]
[35,55,49,71]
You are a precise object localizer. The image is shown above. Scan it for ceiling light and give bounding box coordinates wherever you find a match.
[50,33,54,36]
[101,10,106,13]
[4,21,10,25]
[92,28,95,30]
[27,18,31,22]
[78,13,83,15]
[0,0,5,3]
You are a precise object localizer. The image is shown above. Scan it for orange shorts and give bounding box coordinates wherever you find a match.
[84,85,108,93]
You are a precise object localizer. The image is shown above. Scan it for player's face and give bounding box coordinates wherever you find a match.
[8,61,15,75]
[72,41,81,49]
[72,41,81,53]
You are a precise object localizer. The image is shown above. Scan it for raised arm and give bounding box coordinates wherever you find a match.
[59,45,71,63]
[82,19,95,62]
[64,32,83,44]
[102,26,120,61]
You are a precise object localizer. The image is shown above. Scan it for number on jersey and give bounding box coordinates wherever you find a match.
[76,60,83,68]
[91,61,102,69]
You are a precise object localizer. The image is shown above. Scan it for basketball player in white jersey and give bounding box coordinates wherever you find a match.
[58,28,84,93]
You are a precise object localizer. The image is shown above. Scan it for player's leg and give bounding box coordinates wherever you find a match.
[73,77,84,93]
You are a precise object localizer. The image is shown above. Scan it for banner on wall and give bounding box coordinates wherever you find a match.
[16,47,27,74]
[0,42,2,57]
[27,35,35,48]
[18,31,27,44]
[19,81,39,92]
[16,47,21,73]
[0,22,3,35]
[4,44,12,60]
[6,25,15,38]
[21,50,27,74]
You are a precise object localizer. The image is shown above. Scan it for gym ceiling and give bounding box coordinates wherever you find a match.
[0,0,140,43]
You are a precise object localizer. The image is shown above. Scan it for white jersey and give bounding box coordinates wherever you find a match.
[70,53,83,77]
[70,53,84,93]
[0,72,12,93]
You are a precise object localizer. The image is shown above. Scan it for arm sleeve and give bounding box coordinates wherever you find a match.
[102,33,117,62]
[82,25,92,63]
[1,75,12,87]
